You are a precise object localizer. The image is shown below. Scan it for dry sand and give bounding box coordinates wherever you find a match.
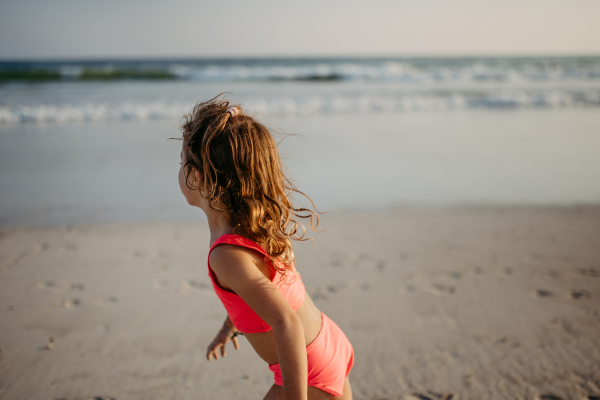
[0,206,599,400]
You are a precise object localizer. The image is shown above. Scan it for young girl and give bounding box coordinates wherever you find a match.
[177,95,354,400]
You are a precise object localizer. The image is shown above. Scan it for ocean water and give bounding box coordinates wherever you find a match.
[1,56,600,123]
[1,57,599,226]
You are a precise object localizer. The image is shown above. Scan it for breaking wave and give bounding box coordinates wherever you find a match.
[1,89,599,124]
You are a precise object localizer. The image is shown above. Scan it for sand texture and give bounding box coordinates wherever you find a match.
[1,206,599,400]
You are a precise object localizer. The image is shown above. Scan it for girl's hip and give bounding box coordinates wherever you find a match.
[268,312,354,397]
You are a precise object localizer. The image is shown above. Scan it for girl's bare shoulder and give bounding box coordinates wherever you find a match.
[209,243,272,282]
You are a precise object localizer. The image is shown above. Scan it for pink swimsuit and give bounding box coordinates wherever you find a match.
[208,234,354,397]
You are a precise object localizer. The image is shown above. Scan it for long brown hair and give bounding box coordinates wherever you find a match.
[180,94,321,280]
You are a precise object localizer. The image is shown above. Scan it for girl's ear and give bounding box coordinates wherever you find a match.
[189,167,203,190]
[183,165,201,190]
[191,168,212,199]
[191,167,201,185]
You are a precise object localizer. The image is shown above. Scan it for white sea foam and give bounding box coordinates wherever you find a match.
[1,89,599,124]
[0,101,191,124]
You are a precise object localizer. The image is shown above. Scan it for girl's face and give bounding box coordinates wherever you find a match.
[178,143,201,207]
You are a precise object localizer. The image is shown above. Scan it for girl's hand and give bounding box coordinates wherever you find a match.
[206,325,240,361]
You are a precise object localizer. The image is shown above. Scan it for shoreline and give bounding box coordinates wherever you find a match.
[2,202,600,230]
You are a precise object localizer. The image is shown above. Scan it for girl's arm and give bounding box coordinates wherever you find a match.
[224,315,238,332]
[210,244,308,400]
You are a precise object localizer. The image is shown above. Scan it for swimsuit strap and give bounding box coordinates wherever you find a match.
[209,234,272,261]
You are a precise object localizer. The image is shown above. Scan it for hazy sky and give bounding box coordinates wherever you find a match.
[1,0,599,59]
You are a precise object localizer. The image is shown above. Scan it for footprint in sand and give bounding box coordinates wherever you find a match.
[311,292,328,301]
[37,337,54,351]
[33,242,50,252]
[132,249,147,258]
[48,298,82,309]
[533,289,553,298]
[328,253,385,272]
[325,283,347,294]
[429,283,456,295]
[472,266,484,275]
[568,289,592,300]
[494,336,508,344]
[402,391,456,400]
[1,249,33,271]
[465,265,484,276]
[38,281,85,293]
[538,269,559,279]
[154,264,169,274]
[52,397,116,400]
[399,284,418,294]
[309,283,348,301]
[578,267,600,278]
[179,279,212,294]
[534,395,564,400]
[93,296,118,306]
[432,271,462,280]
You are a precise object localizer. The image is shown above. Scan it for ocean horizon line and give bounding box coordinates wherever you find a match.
[1,53,600,63]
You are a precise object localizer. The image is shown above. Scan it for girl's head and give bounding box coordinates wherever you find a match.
[178,94,319,275]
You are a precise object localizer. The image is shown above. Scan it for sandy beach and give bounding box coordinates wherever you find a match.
[1,57,600,400]
[1,205,599,400]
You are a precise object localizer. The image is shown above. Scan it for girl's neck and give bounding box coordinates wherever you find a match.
[204,205,236,246]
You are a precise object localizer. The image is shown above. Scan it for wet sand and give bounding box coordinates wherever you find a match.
[2,109,600,227]
[0,206,599,400]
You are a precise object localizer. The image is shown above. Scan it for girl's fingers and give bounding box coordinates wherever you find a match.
[206,334,239,361]
[207,343,221,361]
